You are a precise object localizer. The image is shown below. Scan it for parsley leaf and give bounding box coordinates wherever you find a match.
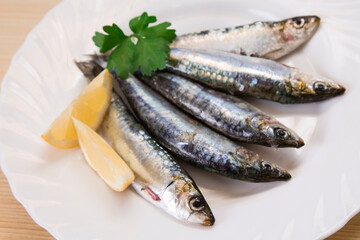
[93,24,126,53]
[107,38,136,78]
[129,13,156,33]
[92,12,176,78]
[142,22,176,42]
[133,37,169,75]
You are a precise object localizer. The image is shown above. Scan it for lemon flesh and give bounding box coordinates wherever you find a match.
[42,69,112,148]
[73,118,135,191]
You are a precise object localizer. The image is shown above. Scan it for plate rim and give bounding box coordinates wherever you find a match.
[0,0,65,239]
[0,0,359,239]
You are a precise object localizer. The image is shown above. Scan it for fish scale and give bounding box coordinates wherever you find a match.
[138,72,304,147]
[171,16,321,60]
[116,74,291,182]
[75,60,293,180]
[100,94,215,226]
[166,48,345,103]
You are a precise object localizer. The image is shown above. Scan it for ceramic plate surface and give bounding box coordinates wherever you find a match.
[1,0,360,239]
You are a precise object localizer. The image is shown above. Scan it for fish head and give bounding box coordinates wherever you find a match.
[268,125,305,148]
[251,114,305,148]
[287,72,346,102]
[272,16,320,58]
[162,178,215,226]
[254,159,292,182]
[233,150,291,182]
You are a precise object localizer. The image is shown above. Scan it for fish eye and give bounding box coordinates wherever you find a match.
[274,128,288,139]
[313,81,327,94]
[189,196,205,211]
[264,163,272,171]
[293,17,305,28]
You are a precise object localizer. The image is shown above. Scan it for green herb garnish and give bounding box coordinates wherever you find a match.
[93,12,176,78]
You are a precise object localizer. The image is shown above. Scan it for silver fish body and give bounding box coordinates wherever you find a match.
[117,74,291,182]
[100,94,215,226]
[138,72,304,148]
[171,16,320,60]
[166,48,345,104]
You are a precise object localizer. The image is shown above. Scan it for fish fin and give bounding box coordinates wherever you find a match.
[74,60,103,81]
[86,52,109,68]
[132,181,161,202]
[260,47,283,59]
[143,186,161,201]
[278,62,296,69]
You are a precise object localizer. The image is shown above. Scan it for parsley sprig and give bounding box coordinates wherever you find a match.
[93,12,176,78]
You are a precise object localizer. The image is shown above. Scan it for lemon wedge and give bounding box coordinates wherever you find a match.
[42,69,112,148]
[73,118,135,191]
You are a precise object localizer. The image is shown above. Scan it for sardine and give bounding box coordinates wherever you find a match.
[100,94,215,226]
[116,74,291,182]
[76,61,215,226]
[76,60,291,181]
[166,48,345,104]
[171,16,320,60]
[138,72,304,148]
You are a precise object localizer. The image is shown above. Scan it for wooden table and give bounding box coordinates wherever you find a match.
[0,0,359,239]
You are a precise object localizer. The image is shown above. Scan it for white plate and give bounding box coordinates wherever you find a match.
[1,0,360,239]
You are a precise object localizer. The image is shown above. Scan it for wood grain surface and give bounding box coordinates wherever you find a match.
[0,0,359,239]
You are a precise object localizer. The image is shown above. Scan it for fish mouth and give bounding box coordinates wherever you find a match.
[296,137,305,148]
[312,16,321,33]
[304,16,321,37]
[249,167,292,182]
[272,137,305,148]
[305,15,321,25]
[290,137,305,148]
[307,15,321,25]
[188,211,215,226]
[201,215,215,226]
[315,83,346,99]
[333,84,346,96]
[266,166,292,182]
[279,170,292,181]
